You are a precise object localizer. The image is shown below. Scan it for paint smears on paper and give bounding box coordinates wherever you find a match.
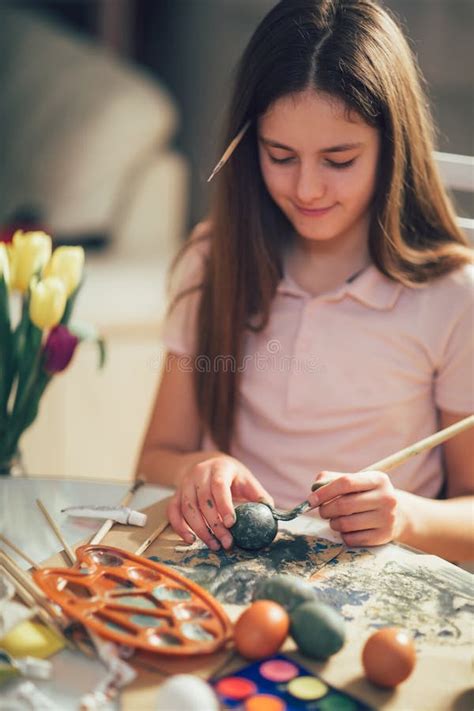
[155,530,342,605]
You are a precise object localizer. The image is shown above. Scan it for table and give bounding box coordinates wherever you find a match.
[0,477,472,711]
[0,477,173,710]
[0,477,173,570]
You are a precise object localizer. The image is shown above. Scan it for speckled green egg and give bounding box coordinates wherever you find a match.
[253,574,317,612]
[290,600,346,660]
[230,503,278,550]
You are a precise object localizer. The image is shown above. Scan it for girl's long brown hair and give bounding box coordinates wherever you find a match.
[174,0,472,453]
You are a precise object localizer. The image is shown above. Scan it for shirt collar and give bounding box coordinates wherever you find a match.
[276,264,403,311]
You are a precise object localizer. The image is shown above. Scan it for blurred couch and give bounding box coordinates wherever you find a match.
[0,4,187,258]
[0,5,188,480]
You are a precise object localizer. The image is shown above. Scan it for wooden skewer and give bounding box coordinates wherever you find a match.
[33,501,124,661]
[207,120,251,182]
[134,520,169,556]
[89,477,145,546]
[0,563,64,637]
[0,550,69,644]
[311,413,474,491]
[36,498,76,565]
[10,525,116,662]
[1,564,41,614]
[0,531,113,664]
[0,533,38,569]
[0,550,56,614]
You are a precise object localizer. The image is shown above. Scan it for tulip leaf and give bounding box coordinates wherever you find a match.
[69,320,106,369]
[13,289,43,415]
[11,325,43,422]
[96,337,107,369]
[17,371,51,434]
[2,325,43,457]
[61,279,83,327]
[0,274,13,421]
[4,370,51,456]
[13,293,32,370]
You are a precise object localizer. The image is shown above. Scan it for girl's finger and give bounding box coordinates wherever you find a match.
[196,480,233,549]
[167,494,196,544]
[181,484,220,550]
[319,488,394,519]
[342,528,393,547]
[308,471,389,508]
[209,463,237,527]
[329,509,388,534]
[234,476,274,506]
[313,470,340,485]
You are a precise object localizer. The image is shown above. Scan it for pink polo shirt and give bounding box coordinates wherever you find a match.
[162,235,474,508]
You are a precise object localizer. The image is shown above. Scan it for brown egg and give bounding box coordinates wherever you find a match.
[362,627,416,688]
[233,600,290,660]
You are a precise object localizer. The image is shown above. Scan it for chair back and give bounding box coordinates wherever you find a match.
[435,151,474,241]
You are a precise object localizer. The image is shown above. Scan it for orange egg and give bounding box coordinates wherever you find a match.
[234,600,290,660]
[362,627,416,688]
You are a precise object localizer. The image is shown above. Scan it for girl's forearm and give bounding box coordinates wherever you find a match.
[135,446,221,488]
[396,491,474,562]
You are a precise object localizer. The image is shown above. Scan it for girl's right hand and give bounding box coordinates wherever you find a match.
[167,454,273,550]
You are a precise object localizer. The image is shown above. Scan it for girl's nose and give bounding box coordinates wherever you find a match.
[294,163,327,204]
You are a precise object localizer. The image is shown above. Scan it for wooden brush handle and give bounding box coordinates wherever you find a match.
[363,414,474,472]
[311,414,474,491]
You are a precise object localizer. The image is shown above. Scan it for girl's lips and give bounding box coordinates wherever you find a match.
[295,204,335,217]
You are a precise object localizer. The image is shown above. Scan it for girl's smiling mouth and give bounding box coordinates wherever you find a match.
[294,204,336,217]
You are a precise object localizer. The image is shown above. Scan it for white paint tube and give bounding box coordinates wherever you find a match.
[60,505,147,527]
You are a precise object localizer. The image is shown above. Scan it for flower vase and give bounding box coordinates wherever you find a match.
[0,449,26,477]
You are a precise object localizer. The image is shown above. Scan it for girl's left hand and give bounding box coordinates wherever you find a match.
[307,470,406,547]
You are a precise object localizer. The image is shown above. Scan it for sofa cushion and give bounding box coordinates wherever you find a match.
[0,6,179,239]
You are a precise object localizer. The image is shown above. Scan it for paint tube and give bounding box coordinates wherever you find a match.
[10,681,60,710]
[60,505,147,527]
[0,651,52,680]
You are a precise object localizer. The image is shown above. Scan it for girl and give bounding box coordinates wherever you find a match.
[136,0,473,562]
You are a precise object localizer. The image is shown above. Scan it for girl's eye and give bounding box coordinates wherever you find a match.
[268,155,295,164]
[267,155,357,169]
[326,158,356,169]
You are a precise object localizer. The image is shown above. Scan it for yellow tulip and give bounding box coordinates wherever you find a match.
[29,277,67,330]
[44,246,84,297]
[10,230,52,293]
[0,243,10,286]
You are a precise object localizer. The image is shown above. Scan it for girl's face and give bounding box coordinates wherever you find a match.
[258,89,380,247]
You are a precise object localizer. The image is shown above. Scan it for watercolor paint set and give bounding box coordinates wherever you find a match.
[212,654,373,711]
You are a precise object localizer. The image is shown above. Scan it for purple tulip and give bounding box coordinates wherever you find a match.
[43,325,79,373]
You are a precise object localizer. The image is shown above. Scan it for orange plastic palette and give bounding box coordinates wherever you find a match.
[33,545,232,656]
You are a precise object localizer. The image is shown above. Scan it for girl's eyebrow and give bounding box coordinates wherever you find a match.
[259,137,363,153]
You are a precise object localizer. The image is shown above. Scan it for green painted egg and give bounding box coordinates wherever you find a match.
[290,600,346,660]
[253,574,317,612]
[230,503,278,550]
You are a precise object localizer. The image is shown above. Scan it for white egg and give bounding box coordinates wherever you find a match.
[155,674,219,711]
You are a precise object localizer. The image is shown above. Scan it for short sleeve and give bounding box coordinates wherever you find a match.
[434,275,474,413]
[160,224,209,357]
